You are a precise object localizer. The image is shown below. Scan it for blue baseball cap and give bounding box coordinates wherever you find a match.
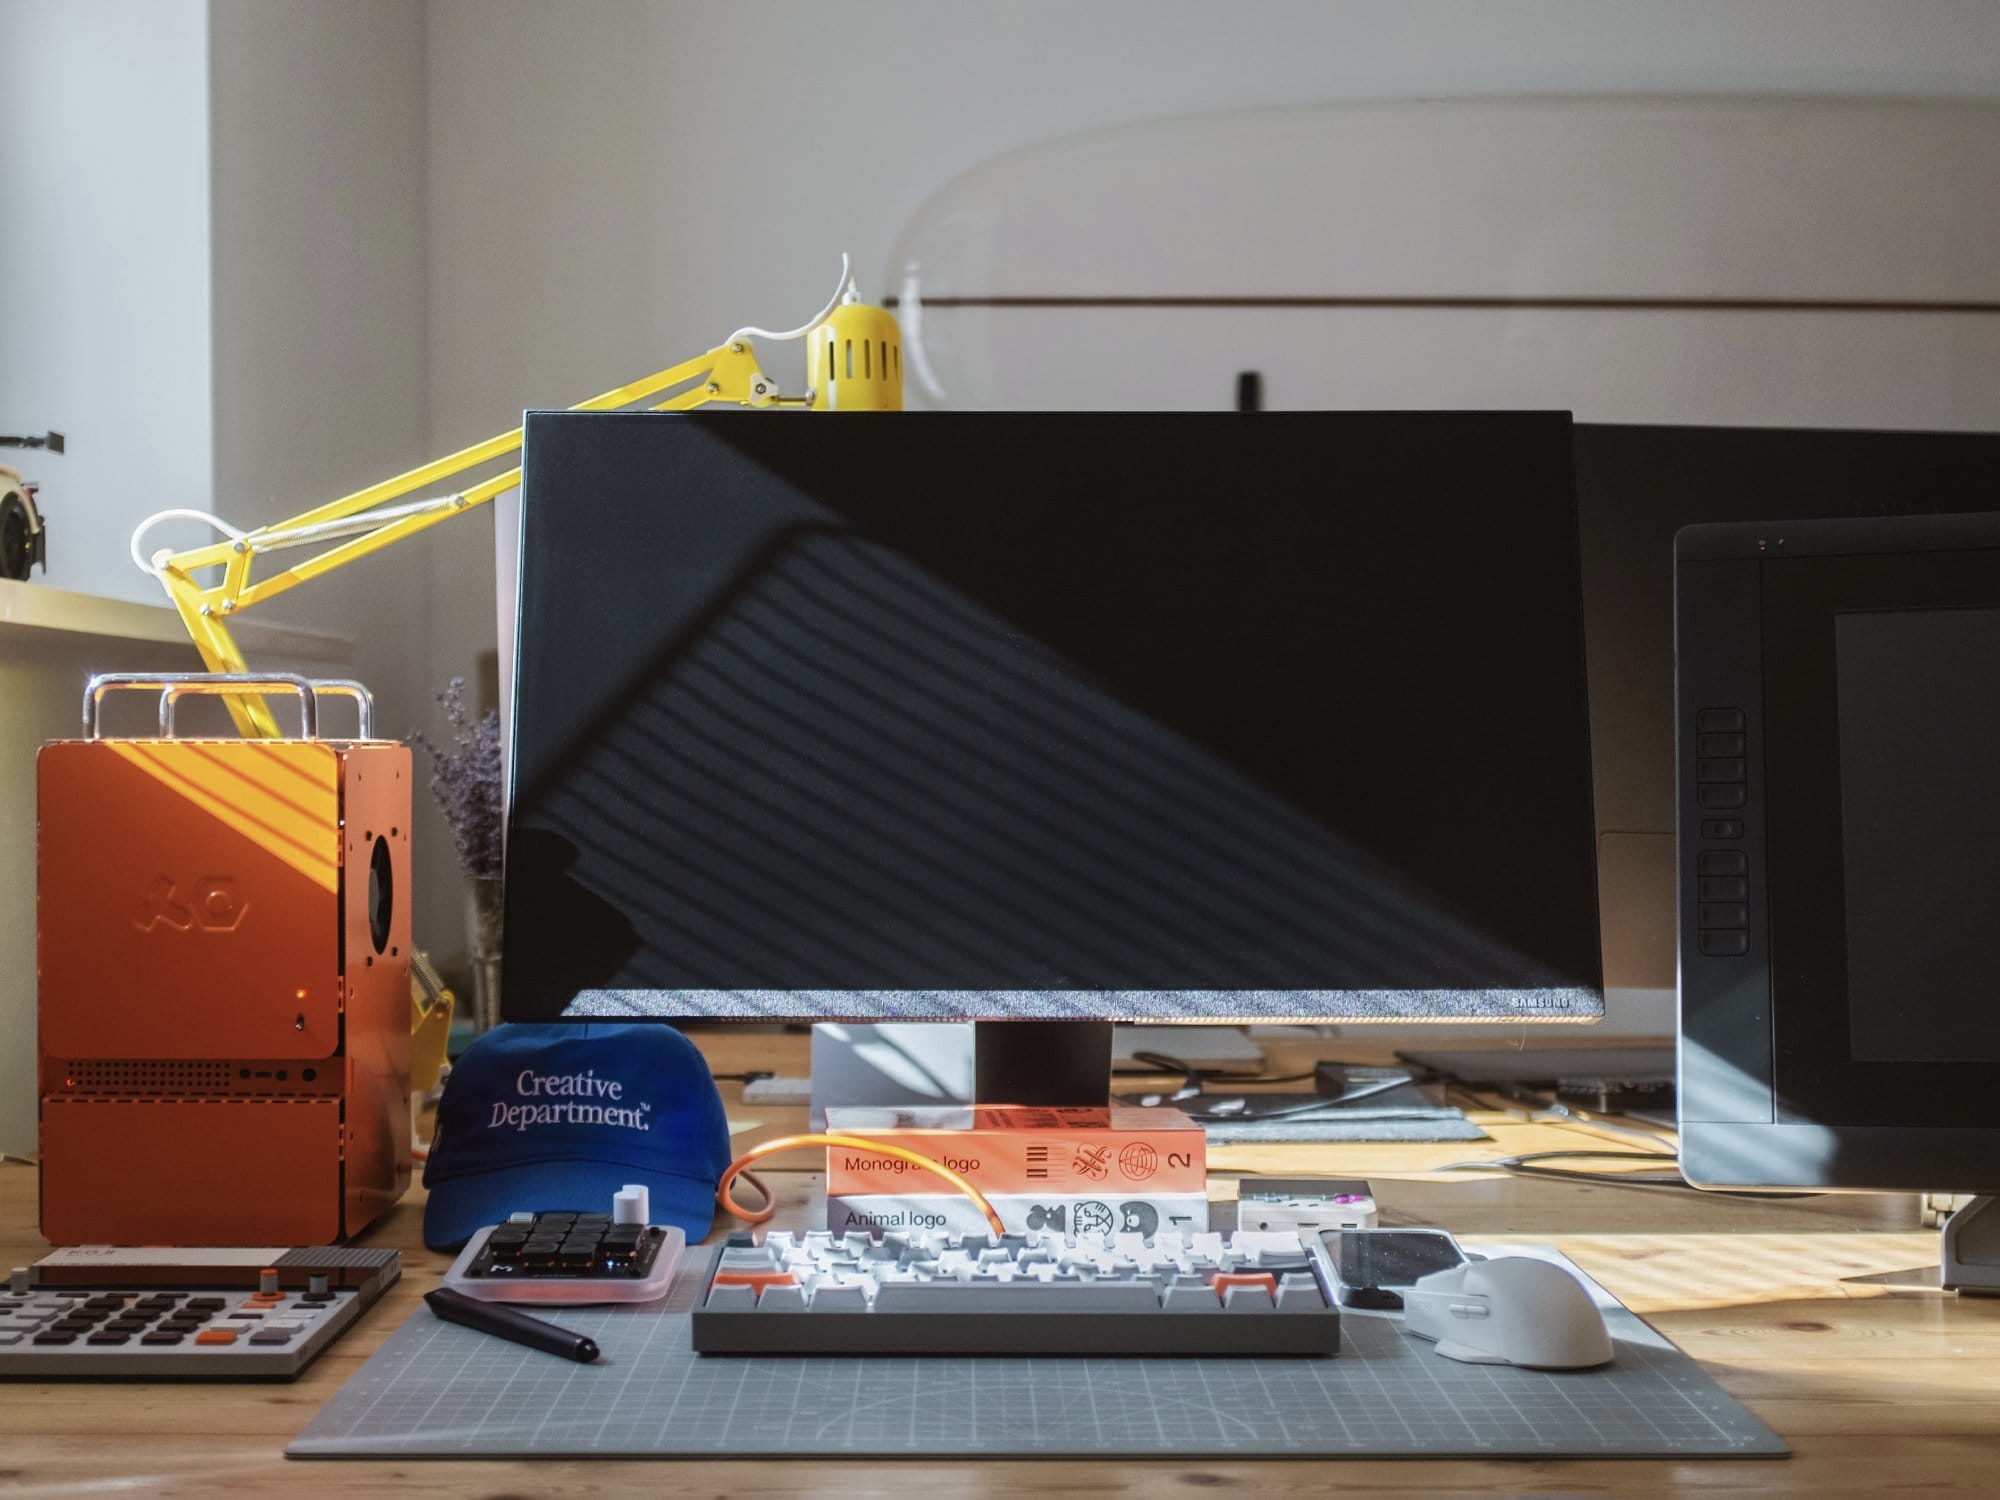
[422,1022,731,1252]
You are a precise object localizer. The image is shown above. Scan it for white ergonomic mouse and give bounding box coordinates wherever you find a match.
[1402,1256,1614,1369]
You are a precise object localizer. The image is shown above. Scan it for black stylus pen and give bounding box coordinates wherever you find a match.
[424,1286,601,1363]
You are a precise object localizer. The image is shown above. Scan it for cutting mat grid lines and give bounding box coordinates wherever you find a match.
[290,1249,1786,1460]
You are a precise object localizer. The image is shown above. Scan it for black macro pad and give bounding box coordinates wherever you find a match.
[464,1212,667,1280]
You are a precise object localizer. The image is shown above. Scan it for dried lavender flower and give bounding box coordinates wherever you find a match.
[412,677,504,881]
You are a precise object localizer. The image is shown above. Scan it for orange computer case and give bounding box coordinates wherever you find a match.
[37,676,411,1245]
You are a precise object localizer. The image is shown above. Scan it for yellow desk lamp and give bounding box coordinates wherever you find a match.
[125,258,901,1093]
[129,257,901,738]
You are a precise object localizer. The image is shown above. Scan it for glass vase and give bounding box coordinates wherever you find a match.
[465,875,504,1033]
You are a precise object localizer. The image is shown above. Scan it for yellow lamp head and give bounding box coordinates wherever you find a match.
[808,292,903,411]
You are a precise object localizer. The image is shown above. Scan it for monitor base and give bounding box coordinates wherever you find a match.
[1941,1195,2000,1295]
[808,1020,1114,1123]
[972,1021,1113,1109]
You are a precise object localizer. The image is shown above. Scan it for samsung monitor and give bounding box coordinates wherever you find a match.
[501,410,1604,1076]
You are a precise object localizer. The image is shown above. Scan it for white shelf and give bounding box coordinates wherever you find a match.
[0,578,350,659]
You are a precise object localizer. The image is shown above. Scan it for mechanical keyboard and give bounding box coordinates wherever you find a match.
[692,1228,1340,1355]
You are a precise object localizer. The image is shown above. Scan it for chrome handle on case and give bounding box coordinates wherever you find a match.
[304,679,375,740]
[82,673,376,740]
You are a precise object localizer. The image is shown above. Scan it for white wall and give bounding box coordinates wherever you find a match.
[0,2,423,1150]
[421,0,2000,726]
[0,0,214,1150]
[206,0,441,939]
[208,0,429,610]
[0,0,212,605]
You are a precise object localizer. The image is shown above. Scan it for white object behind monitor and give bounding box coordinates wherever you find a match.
[883,95,2000,1038]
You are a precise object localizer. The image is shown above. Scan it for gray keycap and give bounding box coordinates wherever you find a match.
[755,1285,807,1313]
[1159,1283,1221,1313]
[807,1284,870,1312]
[1222,1283,1275,1312]
[703,1284,758,1311]
[1273,1273,1325,1311]
[874,1280,1160,1313]
[250,1329,296,1345]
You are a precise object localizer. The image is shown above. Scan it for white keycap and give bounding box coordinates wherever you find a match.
[1230,1231,1309,1258]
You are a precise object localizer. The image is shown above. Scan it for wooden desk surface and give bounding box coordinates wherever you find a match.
[3,1028,1993,1497]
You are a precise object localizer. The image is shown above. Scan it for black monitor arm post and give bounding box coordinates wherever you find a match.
[974,1021,1114,1108]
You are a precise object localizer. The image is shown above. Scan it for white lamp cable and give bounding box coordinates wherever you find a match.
[726,253,855,344]
[129,509,249,579]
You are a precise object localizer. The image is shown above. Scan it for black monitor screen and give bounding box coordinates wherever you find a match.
[503,411,1602,1021]
[1836,606,2000,1064]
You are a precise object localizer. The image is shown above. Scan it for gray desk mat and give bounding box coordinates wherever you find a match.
[289,1244,1786,1460]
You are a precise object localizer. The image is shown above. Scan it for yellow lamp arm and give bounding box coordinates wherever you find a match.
[135,255,902,739]
[145,339,787,737]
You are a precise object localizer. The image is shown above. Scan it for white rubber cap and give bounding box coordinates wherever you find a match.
[614,1184,650,1226]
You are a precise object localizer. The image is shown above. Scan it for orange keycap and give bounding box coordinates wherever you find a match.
[195,1329,238,1345]
[712,1270,797,1297]
[1210,1272,1278,1302]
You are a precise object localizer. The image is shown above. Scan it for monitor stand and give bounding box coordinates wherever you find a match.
[808,1020,1113,1124]
[1941,1196,2000,1295]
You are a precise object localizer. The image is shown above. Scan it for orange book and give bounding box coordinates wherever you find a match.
[823,1105,1204,1197]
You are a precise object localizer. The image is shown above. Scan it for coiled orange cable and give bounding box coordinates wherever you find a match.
[717,1132,1007,1237]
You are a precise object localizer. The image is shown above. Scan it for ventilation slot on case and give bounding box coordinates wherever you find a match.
[62,1060,236,1094]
